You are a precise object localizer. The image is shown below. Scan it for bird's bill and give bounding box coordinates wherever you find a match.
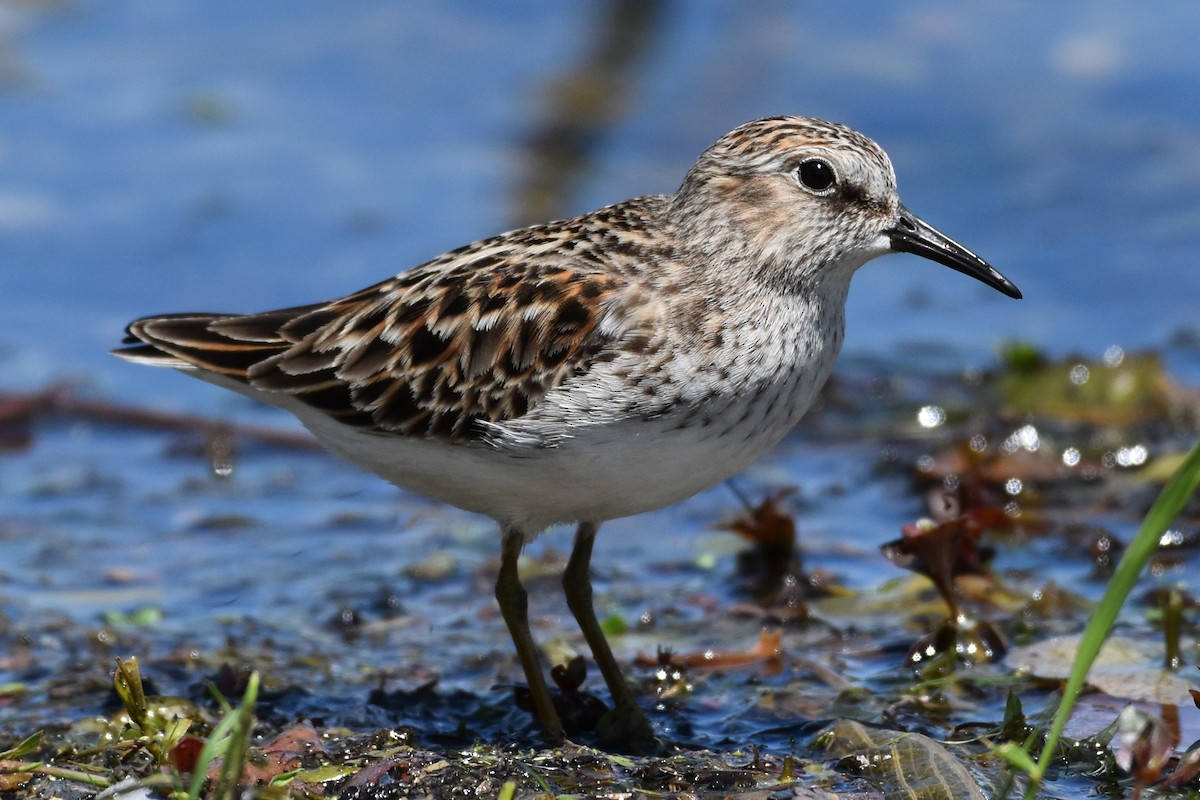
[888,204,1022,299]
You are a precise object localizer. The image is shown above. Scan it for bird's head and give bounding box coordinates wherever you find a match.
[672,116,1021,300]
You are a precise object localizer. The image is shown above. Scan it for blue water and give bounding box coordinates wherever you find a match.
[2,8,1199,782]
[1,1,1198,400]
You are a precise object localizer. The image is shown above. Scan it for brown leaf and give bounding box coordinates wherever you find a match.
[1164,741,1200,788]
[1112,705,1176,797]
[637,628,784,675]
[722,488,797,551]
[882,514,993,616]
[170,735,206,774]
[214,722,325,786]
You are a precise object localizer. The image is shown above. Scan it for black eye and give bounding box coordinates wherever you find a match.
[796,159,836,194]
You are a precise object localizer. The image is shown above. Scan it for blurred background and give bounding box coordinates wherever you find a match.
[1,1,1199,408]
[2,5,1200,769]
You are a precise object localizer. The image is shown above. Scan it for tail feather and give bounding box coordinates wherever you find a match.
[113,309,315,379]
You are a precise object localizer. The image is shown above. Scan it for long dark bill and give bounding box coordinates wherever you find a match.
[888,204,1022,299]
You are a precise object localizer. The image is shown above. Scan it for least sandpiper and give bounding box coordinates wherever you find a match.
[115,116,1020,752]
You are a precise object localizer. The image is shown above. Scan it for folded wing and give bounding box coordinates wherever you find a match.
[116,257,640,442]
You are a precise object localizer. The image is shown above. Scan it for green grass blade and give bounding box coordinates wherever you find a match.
[186,671,259,800]
[1028,439,1200,787]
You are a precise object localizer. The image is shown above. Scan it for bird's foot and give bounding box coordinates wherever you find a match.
[596,704,662,756]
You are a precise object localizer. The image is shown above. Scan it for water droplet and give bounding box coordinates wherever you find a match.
[917,405,945,428]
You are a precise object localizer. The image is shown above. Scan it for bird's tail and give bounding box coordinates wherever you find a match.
[113,306,321,380]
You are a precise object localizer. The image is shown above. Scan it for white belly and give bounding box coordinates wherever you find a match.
[290,373,812,534]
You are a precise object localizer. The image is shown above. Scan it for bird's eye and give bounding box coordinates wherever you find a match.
[796,159,837,194]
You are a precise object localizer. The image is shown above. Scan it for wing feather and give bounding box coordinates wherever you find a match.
[115,249,646,442]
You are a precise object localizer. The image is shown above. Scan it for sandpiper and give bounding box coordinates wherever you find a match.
[115,116,1020,752]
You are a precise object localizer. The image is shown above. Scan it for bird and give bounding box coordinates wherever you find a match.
[114,116,1021,753]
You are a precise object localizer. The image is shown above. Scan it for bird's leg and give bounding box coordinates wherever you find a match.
[563,521,658,752]
[496,526,564,746]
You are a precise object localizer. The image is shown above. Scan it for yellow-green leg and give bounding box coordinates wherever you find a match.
[563,521,658,753]
[496,527,564,745]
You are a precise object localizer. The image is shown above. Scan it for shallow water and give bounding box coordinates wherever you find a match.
[1,3,1200,795]
[2,356,1194,756]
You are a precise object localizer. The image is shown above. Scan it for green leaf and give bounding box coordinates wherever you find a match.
[995,742,1039,775]
[0,731,42,760]
[113,657,148,729]
[600,614,627,637]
